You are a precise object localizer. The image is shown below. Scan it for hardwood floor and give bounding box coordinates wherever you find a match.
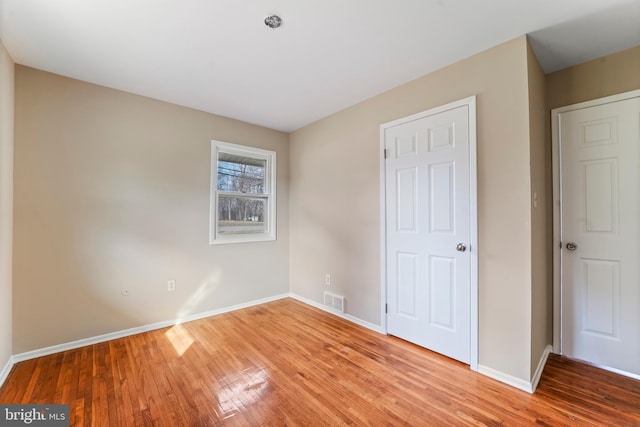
[1,298,639,426]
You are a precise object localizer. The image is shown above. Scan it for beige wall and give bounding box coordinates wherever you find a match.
[0,40,14,371]
[527,40,552,378]
[290,36,537,381]
[13,66,290,353]
[547,45,640,110]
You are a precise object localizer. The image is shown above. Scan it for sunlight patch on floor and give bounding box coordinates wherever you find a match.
[165,324,194,356]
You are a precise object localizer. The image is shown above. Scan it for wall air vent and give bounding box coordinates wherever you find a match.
[323,291,345,313]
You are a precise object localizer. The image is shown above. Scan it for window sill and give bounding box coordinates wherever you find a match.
[209,233,276,245]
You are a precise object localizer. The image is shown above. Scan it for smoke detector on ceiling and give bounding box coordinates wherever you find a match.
[264,15,282,29]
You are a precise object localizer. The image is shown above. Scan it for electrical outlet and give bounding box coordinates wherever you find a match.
[121,290,129,296]
[325,274,331,286]
[168,279,176,292]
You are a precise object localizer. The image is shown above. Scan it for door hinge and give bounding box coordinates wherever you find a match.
[384,149,388,159]
[385,303,388,313]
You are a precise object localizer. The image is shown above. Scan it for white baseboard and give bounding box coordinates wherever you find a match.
[531,345,553,392]
[477,364,534,393]
[0,355,16,389]
[12,293,290,364]
[478,344,553,394]
[288,293,385,334]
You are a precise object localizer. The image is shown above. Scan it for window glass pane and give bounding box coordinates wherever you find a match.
[217,196,266,234]
[217,153,266,194]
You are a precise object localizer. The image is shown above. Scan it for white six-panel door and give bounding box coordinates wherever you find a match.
[384,101,474,364]
[558,95,640,376]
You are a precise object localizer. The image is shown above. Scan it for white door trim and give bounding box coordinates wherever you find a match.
[551,89,640,354]
[379,96,478,370]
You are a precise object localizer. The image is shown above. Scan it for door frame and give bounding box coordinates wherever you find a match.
[551,89,640,354]
[379,96,478,370]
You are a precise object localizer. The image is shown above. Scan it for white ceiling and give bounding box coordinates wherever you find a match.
[1,0,639,132]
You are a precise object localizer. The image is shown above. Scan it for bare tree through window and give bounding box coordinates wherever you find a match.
[217,153,267,234]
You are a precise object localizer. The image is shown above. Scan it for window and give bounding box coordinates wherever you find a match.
[210,140,276,244]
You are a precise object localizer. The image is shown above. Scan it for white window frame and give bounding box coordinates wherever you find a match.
[210,140,277,245]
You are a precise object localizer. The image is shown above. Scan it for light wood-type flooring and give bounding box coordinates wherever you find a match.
[1,298,639,426]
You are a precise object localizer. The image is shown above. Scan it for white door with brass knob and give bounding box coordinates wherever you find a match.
[556,93,640,376]
[383,97,477,365]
